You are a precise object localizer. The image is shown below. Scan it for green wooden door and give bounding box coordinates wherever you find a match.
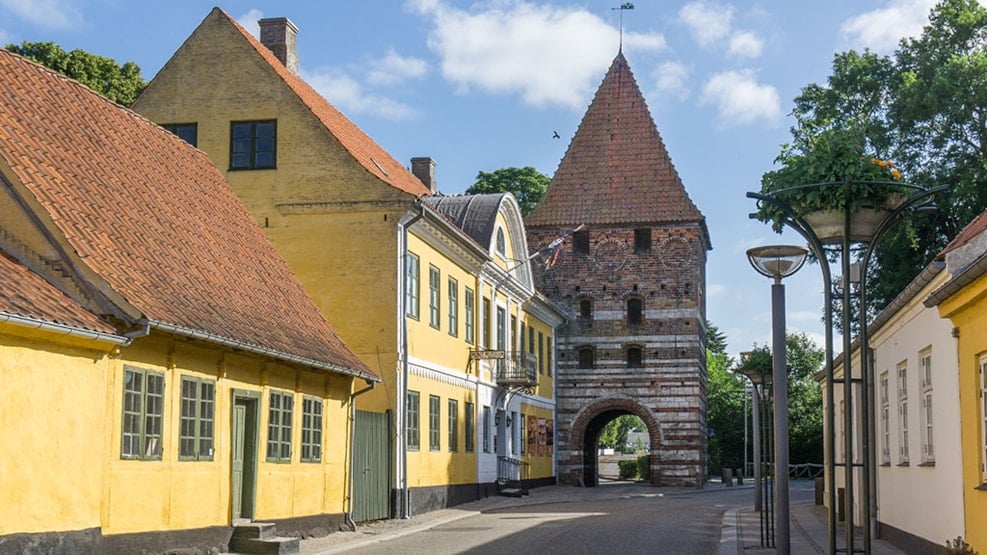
[231,395,258,520]
[353,410,391,522]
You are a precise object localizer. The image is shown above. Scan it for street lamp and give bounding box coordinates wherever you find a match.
[747,245,807,555]
[738,350,773,546]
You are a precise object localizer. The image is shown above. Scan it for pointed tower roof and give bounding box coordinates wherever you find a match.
[527,53,706,241]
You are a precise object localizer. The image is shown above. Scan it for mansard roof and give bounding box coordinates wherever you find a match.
[0,49,374,380]
[424,194,509,249]
[526,53,706,241]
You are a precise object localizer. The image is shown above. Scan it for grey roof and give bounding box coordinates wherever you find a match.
[423,194,509,251]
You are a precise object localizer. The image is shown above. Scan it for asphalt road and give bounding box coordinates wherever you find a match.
[340,485,752,555]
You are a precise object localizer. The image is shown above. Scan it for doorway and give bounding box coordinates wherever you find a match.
[231,390,259,521]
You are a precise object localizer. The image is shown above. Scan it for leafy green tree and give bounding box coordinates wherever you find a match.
[598,414,643,450]
[763,0,987,312]
[785,332,825,464]
[5,41,146,106]
[466,167,550,216]
[706,320,728,355]
[707,346,743,474]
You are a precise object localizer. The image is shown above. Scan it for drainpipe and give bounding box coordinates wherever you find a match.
[399,201,426,519]
[345,379,377,531]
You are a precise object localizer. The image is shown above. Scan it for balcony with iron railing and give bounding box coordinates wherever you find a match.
[469,349,538,388]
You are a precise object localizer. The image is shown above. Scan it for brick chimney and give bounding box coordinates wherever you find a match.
[411,157,437,194]
[258,17,299,74]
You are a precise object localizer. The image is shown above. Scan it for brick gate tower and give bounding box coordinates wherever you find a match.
[526,52,710,488]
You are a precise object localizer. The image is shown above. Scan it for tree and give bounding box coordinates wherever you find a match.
[764,0,987,312]
[5,41,146,106]
[785,332,825,464]
[598,414,643,450]
[466,167,550,216]
[706,319,728,355]
[706,346,744,474]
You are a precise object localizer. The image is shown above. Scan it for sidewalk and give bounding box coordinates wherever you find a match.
[721,482,905,555]
[290,480,904,554]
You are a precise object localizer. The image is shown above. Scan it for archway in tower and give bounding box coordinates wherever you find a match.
[572,398,662,487]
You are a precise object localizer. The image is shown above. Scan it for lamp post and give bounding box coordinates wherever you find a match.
[738,349,773,544]
[747,180,945,554]
[747,245,808,555]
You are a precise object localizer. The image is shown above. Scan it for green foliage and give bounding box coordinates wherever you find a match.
[762,0,987,311]
[5,41,146,107]
[706,347,743,473]
[785,333,825,464]
[636,455,649,480]
[706,319,728,355]
[618,459,638,480]
[466,167,550,216]
[598,414,643,449]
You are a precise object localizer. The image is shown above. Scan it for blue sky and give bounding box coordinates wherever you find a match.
[0,0,953,360]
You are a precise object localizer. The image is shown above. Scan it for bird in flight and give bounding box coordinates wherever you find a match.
[552,131,560,139]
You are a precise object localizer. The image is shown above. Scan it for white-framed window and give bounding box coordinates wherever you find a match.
[429,394,441,451]
[407,390,420,451]
[979,356,987,483]
[495,227,506,256]
[121,366,164,460]
[429,265,441,329]
[897,362,909,464]
[406,252,420,319]
[448,277,458,337]
[512,410,519,455]
[464,288,475,344]
[920,349,934,463]
[267,390,293,463]
[880,372,890,465]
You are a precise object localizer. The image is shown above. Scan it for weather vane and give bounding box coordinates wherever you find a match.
[612,3,635,50]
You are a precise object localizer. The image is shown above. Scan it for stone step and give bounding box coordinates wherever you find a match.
[499,488,525,498]
[229,535,299,555]
[232,522,277,540]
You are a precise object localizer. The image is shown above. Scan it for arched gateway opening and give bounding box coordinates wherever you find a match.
[571,398,661,487]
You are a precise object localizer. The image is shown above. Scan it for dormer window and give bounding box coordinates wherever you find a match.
[496,228,506,257]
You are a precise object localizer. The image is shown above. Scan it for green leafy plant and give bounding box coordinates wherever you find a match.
[618,460,638,480]
[756,125,907,233]
[636,455,649,480]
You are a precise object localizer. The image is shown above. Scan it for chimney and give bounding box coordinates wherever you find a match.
[411,157,437,194]
[258,17,299,74]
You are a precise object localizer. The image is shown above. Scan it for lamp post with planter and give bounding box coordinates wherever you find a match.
[747,179,944,555]
[738,348,774,547]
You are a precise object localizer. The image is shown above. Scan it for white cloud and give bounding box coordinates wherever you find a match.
[408,0,666,109]
[728,31,763,59]
[366,48,428,87]
[839,0,938,53]
[302,68,418,120]
[678,1,732,47]
[700,69,781,127]
[0,0,80,29]
[654,61,690,100]
[236,9,263,38]
[789,310,822,324]
[0,27,11,44]
[708,283,727,298]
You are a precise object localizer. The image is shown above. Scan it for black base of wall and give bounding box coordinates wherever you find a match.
[877,520,945,555]
[406,479,558,515]
[265,512,349,539]
[0,525,232,555]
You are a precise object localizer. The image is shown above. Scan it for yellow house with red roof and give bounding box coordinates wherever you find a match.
[0,48,376,553]
[134,8,563,520]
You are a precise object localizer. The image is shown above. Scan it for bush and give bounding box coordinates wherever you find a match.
[945,537,977,555]
[636,455,649,481]
[618,460,638,480]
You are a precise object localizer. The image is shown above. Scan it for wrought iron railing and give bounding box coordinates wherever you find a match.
[494,351,538,388]
[497,455,530,492]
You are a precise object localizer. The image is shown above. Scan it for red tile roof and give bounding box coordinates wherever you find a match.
[0,49,374,380]
[215,8,431,198]
[0,251,117,335]
[526,53,705,233]
[938,209,987,259]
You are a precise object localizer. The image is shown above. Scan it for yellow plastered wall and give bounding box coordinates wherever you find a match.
[935,272,987,552]
[102,335,354,534]
[0,328,113,535]
[405,376,477,486]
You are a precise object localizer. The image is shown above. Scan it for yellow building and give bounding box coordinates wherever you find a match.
[0,49,374,553]
[133,8,564,518]
[925,210,987,552]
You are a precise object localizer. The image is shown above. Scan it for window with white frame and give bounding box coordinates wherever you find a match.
[267,390,293,463]
[512,410,519,455]
[406,252,420,319]
[897,362,909,464]
[482,405,491,453]
[429,395,441,451]
[179,376,215,461]
[980,356,987,483]
[448,277,458,337]
[920,349,934,463]
[407,390,420,450]
[464,288,475,344]
[429,265,441,329]
[880,372,890,465]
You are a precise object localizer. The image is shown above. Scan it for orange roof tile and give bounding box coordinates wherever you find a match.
[0,251,117,335]
[216,8,431,197]
[526,53,706,234]
[0,49,374,380]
